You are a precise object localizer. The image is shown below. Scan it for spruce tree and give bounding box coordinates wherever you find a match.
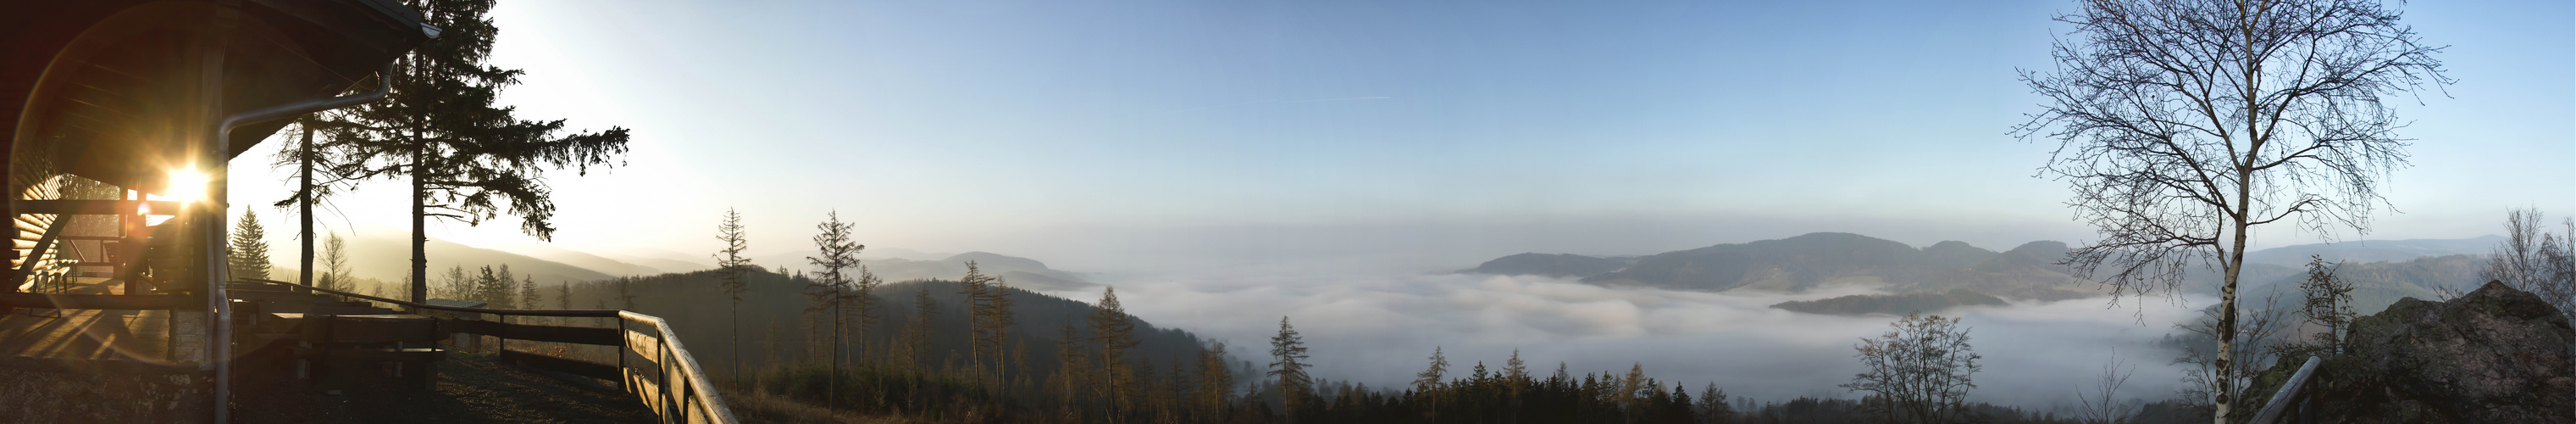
[518,275,539,310]
[959,262,993,372]
[226,209,272,282]
[1089,287,1142,419]
[804,210,861,403]
[1267,316,1312,423]
[712,209,752,381]
[1199,342,1234,421]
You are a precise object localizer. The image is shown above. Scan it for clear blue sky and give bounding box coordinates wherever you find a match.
[232,0,2573,272]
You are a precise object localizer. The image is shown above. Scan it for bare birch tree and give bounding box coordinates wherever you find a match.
[2014,1,2448,421]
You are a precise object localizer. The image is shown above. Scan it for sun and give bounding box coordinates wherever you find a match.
[163,167,209,204]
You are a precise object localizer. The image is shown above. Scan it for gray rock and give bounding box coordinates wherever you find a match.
[2256,281,2575,423]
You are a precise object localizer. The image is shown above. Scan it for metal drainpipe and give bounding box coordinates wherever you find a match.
[208,62,397,422]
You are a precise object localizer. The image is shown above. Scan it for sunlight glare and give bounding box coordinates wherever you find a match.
[165,168,208,204]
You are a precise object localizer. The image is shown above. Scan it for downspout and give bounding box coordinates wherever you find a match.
[208,61,398,422]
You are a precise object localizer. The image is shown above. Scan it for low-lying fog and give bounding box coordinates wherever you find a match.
[1053,266,2212,411]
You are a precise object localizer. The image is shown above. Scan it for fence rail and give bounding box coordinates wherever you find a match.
[235,278,736,424]
[2249,355,2324,424]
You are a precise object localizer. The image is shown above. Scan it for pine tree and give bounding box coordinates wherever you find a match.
[1415,346,1450,415]
[1696,383,1735,424]
[845,266,879,363]
[1198,342,1235,421]
[959,262,994,374]
[310,0,630,305]
[439,265,470,300]
[712,209,753,382]
[1267,316,1312,423]
[518,275,539,310]
[803,210,861,404]
[1089,287,1142,420]
[900,282,938,371]
[983,275,1017,390]
[1054,322,1090,418]
[226,209,272,282]
[1505,349,1531,418]
[555,283,571,310]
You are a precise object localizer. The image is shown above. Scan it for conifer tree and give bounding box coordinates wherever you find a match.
[981,275,1017,390]
[309,0,631,305]
[845,266,879,363]
[1054,322,1090,418]
[1199,342,1234,421]
[1089,287,1142,419]
[712,209,753,381]
[1415,346,1449,414]
[518,275,539,310]
[226,209,272,282]
[900,282,938,371]
[1267,316,1312,423]
[555,283,571,310]
[958,262,994,373]
[805,211,859,366]
[1696,383,1735,424]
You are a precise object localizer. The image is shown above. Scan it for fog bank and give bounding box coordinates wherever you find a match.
[1056,269,2210,410]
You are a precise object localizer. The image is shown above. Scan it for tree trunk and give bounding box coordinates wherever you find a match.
[297,124,313,290]
[408,137,426,306]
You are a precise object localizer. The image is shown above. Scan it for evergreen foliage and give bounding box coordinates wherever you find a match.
[226,209,272,281]
[308,0,632,304]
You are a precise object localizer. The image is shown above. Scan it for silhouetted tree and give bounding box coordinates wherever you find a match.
[713,208,752,381]
[319,233,351,293]
[1843,312,1980,423]
[1268,316,1312,423]
[226,209,272,281]
[2014,1,2448,421]
[309,0,630,305]
[1089,287,1142,420]
[804,210,860,398]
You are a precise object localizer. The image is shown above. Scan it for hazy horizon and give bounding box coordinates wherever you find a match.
[197,0,2569,415]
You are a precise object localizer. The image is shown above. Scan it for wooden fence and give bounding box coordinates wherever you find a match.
[235,278,736,424]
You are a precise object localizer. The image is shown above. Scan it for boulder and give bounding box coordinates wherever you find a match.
[2252,281,2575,423]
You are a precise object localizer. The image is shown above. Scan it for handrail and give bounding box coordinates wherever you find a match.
[621,311,740,424]
[2249,355,2324,424]
[233,278,618,317]
[234,277,736,423]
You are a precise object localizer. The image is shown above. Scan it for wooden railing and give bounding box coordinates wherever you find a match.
[235,278,737,424]
[2249,355,2324,424]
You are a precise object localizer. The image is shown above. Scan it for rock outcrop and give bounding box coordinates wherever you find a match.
[2251,281,2575,423]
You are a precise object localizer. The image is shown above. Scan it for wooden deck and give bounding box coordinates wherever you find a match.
[0,276,170,362]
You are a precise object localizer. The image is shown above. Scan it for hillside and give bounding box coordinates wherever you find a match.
[1469,232,2329,300]
[1770,289,2008,315]
[1579,232,1998,293]
[555,268,1227,385]
[335,233,616,285]
[2241,254,2482,316]
[2241,236,2501,266]
[1460,253,1633,278]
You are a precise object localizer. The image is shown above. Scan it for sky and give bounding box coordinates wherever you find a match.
[223,0,2573,274]
[203,0,2573,408]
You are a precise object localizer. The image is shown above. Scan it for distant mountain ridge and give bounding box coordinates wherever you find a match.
[1471,232,2493,302]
